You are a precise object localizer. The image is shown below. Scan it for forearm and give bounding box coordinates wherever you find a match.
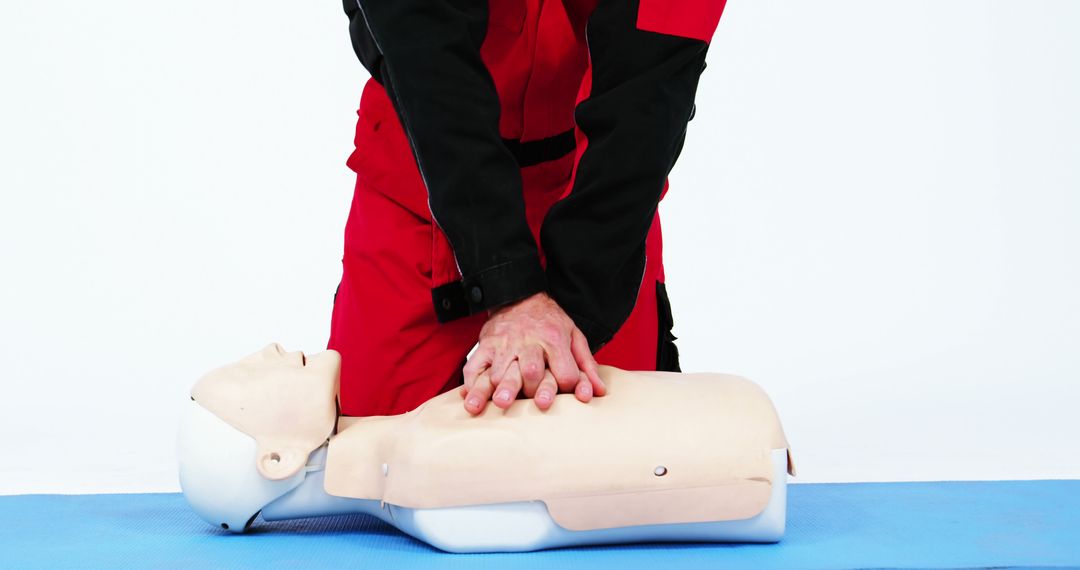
[350,0,545,315]
[541,0,712,351]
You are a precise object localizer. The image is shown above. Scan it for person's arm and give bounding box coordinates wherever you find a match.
[541,0,722,352]
[342,0,383,84]
[345,0,545,314]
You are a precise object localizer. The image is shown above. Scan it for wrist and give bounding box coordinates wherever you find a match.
[487,290,549,317]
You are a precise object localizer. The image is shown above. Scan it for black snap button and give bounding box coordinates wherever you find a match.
[441,298,451,310]
[469,286,483,304]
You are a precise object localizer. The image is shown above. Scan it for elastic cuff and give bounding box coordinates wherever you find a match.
[431,254,547,323]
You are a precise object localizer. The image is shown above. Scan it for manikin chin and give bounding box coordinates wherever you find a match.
[177,343,795,553]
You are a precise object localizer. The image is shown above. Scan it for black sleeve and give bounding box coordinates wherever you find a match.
[345,0,546,316]
[539,0,709,352]
[342,0,383,84]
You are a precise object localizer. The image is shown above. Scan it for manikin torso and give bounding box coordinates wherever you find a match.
[178,344,794,552]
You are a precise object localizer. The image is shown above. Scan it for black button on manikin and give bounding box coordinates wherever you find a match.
[441,298,452,310]
[469,286,483,304]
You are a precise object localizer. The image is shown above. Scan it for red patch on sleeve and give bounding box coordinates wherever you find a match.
[636,0,728,43]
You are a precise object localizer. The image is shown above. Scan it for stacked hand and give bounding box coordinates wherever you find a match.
[460,292,606,414]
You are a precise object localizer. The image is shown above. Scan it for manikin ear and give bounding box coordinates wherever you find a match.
[255,444,307,481]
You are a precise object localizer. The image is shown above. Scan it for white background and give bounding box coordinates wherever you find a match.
[1,1,1077,494]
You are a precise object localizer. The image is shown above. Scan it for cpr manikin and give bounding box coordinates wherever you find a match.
[177,343,796,553]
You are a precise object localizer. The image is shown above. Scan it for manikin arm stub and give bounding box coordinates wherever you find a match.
[326,365,794,531]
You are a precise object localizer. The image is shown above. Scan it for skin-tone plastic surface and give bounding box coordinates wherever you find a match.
[184,344,794,541]
[178,395,790,551]
[190,344,339,481]
[326,366,793,531]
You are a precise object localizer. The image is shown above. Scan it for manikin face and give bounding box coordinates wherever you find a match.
[231,342,325,374]
[190,343,340,480]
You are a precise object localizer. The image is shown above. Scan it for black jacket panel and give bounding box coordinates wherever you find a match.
[346,0,546,314]
[343,0,384,84]
[540,0,708,351]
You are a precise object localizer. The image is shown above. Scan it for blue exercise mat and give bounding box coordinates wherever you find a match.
[2,480,1078,569]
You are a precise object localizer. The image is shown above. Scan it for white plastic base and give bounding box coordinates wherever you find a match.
[178,400,308,532]
[261,446,788,553]
[386,448,788,552]
[181,399,788,552]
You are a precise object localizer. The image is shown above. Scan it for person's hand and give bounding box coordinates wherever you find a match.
[459,292,605,415]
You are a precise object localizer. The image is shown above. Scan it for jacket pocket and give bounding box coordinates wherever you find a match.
[347,78,434,222]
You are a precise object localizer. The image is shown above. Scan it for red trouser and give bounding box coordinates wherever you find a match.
[327,79,669,417]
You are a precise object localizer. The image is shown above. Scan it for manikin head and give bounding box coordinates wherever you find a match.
[176,343,340,532]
